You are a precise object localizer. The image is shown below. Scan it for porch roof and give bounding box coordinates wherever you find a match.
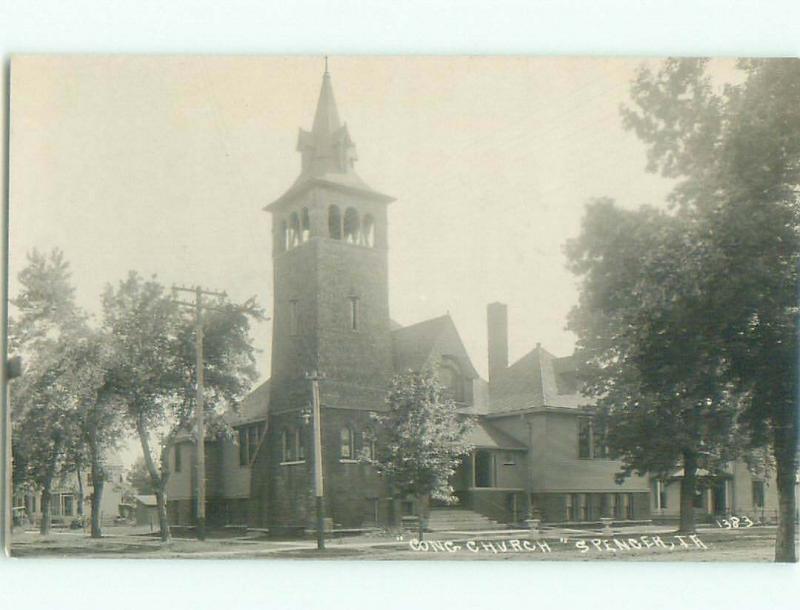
[467,420,527,451]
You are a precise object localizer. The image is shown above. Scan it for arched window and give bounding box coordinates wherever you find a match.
[301,208,310,243]
[279,220,288,251]
[439,360,464,403]
[361,428,376,461]
[340,427,354,459]
[328,205,342,240]
[361,214,375,247]
[343,207,360,244]
[289,213,300,249]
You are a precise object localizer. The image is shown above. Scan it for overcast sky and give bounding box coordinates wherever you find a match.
[10,56,741,387]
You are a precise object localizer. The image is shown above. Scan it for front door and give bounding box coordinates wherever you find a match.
[474,450,495,488]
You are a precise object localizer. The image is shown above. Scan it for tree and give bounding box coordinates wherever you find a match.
[566,199,744,533]
[368,369,474,540]
[102,272,260,542]
[9,249,87,535]
[621,58,799,561]
[71,330,125,538]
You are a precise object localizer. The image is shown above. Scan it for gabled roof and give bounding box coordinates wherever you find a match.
[226,379,270,426]
[391,314,480,379]
[489,346,592,413]
[392,315,451,373]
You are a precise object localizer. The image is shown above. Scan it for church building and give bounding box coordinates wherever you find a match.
[164,68,780,533]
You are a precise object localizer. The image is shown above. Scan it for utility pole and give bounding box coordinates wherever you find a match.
[306,370,326,550]
[172,285,227,541]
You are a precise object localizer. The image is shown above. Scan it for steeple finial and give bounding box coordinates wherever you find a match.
[324,55,329,75]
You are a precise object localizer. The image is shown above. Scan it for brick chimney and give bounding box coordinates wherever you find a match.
[487,302,508,385]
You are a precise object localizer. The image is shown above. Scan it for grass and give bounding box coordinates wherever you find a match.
[7,525,787,562]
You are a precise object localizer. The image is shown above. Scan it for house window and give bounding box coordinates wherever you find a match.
[592,420,608,458]
[578,416,607,459]
[623,493,633,519]
[439,360,465,403]
[63,495,74,517]
[578,417,591,458]
[340,427,354,459]
[348,297,359,331]
[281,429,289,462]
[692,488,704,509]
[503,452,516,466]
[654,480,667,510]
[752,481,765,509]
[238,422,265,466]
[289,299,299,335]
[296,428,305,461]
[174,444,182,472]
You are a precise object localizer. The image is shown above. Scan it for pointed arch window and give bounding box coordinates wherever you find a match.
[361,214,375,247]
[328,205,342,240]
[343,208,360,244]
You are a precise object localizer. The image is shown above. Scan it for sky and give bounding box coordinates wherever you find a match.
[9,56,682,374]
[9,57,741,465]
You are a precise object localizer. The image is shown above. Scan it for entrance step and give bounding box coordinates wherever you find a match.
[426,507,506,532]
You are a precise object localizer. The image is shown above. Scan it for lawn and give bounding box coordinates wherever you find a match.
[8,525,786,561]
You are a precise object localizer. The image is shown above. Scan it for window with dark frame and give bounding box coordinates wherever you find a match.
[340,427,354,459]
[592,419,608,458]
[578,417,591,458]
[296,428,305,461]
[174,443,182,472]
[752,480,765,508]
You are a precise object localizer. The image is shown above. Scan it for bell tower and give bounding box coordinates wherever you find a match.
[264,66,395,417]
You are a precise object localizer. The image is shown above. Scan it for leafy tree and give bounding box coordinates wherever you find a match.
[71,331,125,538]
[621,58,799,562]
[566,199,744,533]
[368,370,474,540]
[9,249,88,534]
[102,272,260,542]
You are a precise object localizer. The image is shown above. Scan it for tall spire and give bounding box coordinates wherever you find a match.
[311,64,341,138]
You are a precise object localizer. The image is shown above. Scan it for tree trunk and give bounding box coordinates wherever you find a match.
[88,430,104,538]
[136,416,171,543]
[39,485,52,535]
[417,495,426,541]
[678,450,697,534]
[39,447,60,535]
[76,464,85,518]
[90,455,104,538]
[773,416,798,563]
